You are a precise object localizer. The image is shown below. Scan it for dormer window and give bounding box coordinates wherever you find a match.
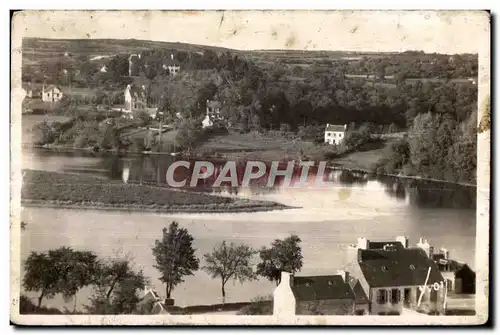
[305,282,311,287]
[409,265,415,270]
[327,281,333,286]
[381,266,388,272]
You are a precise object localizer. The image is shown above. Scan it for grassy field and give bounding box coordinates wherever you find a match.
[197,131,325,161]
[21,170,289,213]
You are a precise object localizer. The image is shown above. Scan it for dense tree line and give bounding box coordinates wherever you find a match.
[373,108,477,185]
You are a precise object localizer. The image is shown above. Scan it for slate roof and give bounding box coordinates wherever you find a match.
[358,247,443,288]
[44,85,60,92]
[367,241,404,250]
[291,275,355,301]
[325,124,346,132]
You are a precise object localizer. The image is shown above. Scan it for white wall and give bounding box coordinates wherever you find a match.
[273,272,296,316]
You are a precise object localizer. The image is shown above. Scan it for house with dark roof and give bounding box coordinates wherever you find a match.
[124,84,148,112]
[345,237,446,315]
[41,84,63,103]
[324,124,347,145]
[162,54,181,77]
[432,248,476,295]
[123,83,158,119]
[273,271,362,316]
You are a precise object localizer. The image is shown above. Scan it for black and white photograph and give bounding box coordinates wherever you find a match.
[10,10,490,325]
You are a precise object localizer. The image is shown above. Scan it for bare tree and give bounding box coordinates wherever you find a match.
[202,241,257,304]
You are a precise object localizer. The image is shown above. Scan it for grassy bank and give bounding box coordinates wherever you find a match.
[21,170,291,214]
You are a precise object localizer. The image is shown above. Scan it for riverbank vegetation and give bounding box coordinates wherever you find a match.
[373,108,477,185]
[21,170,289,213]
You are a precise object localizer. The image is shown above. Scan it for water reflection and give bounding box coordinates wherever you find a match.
[25,149,477,210]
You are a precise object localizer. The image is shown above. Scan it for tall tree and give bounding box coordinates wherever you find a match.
[202,241,256,304]
[22,247,98,308]
[151,221,200,300]
[256,235,303,285]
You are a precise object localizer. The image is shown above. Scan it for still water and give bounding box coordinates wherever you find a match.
[20,149,477,310]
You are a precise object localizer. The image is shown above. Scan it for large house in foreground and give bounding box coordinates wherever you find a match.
[324,124,347,145]
[345,237,446,315]
[273,270,369,316]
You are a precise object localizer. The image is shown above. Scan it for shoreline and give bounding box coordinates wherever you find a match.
[21,170,295,214]
[21,145,477,188]
[21,199,296,214]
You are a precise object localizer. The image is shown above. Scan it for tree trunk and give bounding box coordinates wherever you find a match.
[166,284,171,299]
[221,281,226,305]
[37,291,44,308]
[106,277,119,300]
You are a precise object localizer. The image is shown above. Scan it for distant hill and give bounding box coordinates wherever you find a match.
[22,38,231,62]
[22,37,476,69]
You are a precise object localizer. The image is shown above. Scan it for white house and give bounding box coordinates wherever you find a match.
[324,124,347,145]
[124,84,147,112]
[100,65,108,73]
[41,85,63,103]
[163,54,181,77]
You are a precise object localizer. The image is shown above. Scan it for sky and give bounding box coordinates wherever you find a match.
[13,10,490,54]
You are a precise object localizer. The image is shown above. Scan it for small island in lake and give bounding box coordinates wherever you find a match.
[20,170,292,214]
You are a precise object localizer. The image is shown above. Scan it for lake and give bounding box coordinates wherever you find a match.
[19,149,477,311]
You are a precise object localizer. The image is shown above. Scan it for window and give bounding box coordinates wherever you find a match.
[327,132,331,137]
[391,289,401,303]
[333,133,336,137]
[409,265,415,270]
[339,133,343,138]
[377,289,387,304]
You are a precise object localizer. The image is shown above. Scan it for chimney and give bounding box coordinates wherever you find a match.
[344,124,347,130]
[357,237,368,250]
[417,237,433,259]
[337,270,350,283]
[440,248,449,260]
[273,271,296,316]
[171,53,174,60]
[395,236,409,248]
